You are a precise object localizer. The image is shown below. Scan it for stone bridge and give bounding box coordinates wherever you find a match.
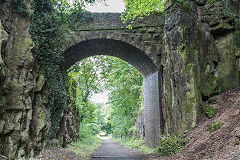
[63,13,165,147]
[1,0,240,159]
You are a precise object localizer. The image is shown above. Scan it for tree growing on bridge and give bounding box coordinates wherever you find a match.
[121,0,166,28]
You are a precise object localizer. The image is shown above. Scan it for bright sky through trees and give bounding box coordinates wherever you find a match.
[85,0,125,12]
[90,91,109,104]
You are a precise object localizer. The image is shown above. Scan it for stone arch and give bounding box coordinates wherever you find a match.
[64,39,156,77]
[63,38,163,147]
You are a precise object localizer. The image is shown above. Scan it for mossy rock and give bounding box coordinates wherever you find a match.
[202,105,218,118]
[208,121,223,133]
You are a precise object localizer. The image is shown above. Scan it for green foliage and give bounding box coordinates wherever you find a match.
[11,0,30,16]
[208,96,217,104]
[30,0,69,137]
[207,0,215,5]
[79,123,101,140]
[128,126,137,137]
[220,0,240,47]
[114,136,156,154]
[106,58,143,137]
[121,0,166,28]
[175,0,191,11]
[157,134,188,157]
[30,0,99,138]
[208,121,223,133]
[68,135,102,160]
[67,56,143,139]
[202,105,218,118]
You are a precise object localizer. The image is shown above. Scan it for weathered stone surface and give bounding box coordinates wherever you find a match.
[35,74,45,92]
[0,1,35,159]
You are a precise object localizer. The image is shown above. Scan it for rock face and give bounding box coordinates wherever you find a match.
[161,0,240,135]
[0,0,239,159]
[0,2,35,158]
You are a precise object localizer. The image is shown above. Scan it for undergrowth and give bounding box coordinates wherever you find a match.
[113,134,189,157]
[67,135,102,160]
[157,134,188,157]
[202,105,218,119]
[113,136,156,154]
[208,121,223,133]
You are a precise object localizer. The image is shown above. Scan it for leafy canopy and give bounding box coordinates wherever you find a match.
[67,56,143,137]
[121,0,166,28]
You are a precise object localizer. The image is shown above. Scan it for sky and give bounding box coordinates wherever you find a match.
[90,91,109,104]
[85,0,125,13]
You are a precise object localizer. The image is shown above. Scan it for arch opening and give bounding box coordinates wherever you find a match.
[64,39,163,148]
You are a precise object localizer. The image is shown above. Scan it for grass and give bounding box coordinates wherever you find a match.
[67,135,102,160]
[113,134,188,157]
[112,136,156,154]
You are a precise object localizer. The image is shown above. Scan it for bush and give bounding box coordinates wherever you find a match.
[157,134,188,157]
[79,123,101,140]
[128,126,137,137]
[202,105,218,118]
[208,121,223,133]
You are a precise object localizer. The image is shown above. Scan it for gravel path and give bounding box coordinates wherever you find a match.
[91,137,156,160]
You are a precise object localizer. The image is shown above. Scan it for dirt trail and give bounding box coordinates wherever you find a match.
[91,137,156,160]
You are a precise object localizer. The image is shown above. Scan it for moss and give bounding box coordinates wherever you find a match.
[202,105,218,118]
[207,0,215,5]
[202,74,219,97]
[208,121,223,133]
[234,30,240,47]
[185,91,196,114]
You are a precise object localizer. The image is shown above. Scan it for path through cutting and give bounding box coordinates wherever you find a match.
[91,136,156,160]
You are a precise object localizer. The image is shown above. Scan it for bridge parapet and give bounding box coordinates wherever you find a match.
[74,12,164,31]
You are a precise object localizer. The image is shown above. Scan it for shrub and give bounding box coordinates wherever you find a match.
[208,121,223,133]
[157,134,188,157]
[79,123,101,140]
[202,105,218,118]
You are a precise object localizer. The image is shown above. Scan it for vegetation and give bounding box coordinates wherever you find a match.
[208,121,223,133]
[113,133,188,156]
[67,56,142,138]
[208,97,217,104]
[68,135,102,159]
[157,134,188,157]
[121,0,166,28]
[202,105,218,119]
[114,137,156,154]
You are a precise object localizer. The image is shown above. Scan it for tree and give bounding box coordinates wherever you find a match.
[121,0,166,28]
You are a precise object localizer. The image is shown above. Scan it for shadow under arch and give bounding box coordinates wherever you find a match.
[63,39,163,147]
[63,39,157,78]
